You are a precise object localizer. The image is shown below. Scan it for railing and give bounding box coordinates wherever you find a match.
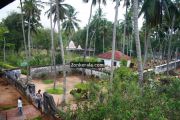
[154,59,180,74]
[4,69,60,119]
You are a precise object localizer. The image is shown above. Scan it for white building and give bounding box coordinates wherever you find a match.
[97,51,131,67]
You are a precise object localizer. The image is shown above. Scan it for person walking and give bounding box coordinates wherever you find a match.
[36,89,42,109]
[18,97,23,115]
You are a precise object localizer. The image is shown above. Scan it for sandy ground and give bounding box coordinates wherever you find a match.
[31,75,83,105]
[0,77,29,110]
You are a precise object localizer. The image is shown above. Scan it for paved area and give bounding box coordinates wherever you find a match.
[0,105,41,120]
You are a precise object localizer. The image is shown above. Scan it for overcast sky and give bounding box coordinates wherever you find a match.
[0,0,143,29]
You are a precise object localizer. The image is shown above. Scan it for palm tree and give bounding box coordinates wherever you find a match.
[139,0,179,74]
[62,6,80,44]
[110,0,120,90]
[49,0,57,89]
[55,0,67,104]
[122,0,130,54]
[133,0,143,86]
[46,0,72,26]
[82,0,106,83]
[23,0,43,58]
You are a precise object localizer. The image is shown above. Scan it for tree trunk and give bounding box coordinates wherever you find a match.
[133,0,143,86]
[103,34,105,53]
[167,15,175,74]
[82,2,93,83]
[19,0,28,61]
[110,0,119,90]
[56,0,67,104]
[28,17,31,58]
[130,34,133,57]
[123,4,127,54]
[143,26,150,69]
[50,0,57,89]
[3,37,6,62]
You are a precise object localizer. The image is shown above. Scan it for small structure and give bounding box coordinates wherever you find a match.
[66,41,94,56]
[97,51,131,67]
[66,40,77,51]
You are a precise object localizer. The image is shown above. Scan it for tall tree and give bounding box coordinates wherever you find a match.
[82,0,106,83]
[55,0,67,104]
[110,0,120,90]
[49,0,57,89]
[133,0,143,86]
[62,6,80,43]
[20,0,29,81]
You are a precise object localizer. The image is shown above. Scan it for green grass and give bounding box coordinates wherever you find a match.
[33,116,42,120]
[43,79,53,84]
[0,62,16,69]
[75,83,89,90]
[0,106,16,110]
[46,87,63,94]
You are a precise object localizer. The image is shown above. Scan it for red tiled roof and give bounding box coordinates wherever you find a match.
[98,51,130,61]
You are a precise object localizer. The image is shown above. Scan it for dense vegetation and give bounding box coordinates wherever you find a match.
[61,67,180,120]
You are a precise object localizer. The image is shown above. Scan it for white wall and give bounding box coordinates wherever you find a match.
[99,59,120,67]
[99,58,131,67]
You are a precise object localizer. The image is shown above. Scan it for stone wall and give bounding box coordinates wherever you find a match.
[30,65,71,78]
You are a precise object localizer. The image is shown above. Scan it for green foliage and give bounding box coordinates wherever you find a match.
[46,87,63,95]
[72,57,99,62]
[21,68,27,75]
[61,67,180,120]
[56,53,62,64]
[74,83,89,90]
[30,53,51,66]
[0,62,16,69]
[70,83,89,101]
[43,79,53,84]
[120,59,127,66]
[32,116,42,120]
[0,106,16,111]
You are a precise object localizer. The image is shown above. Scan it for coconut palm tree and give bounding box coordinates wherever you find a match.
[62,6,80,44]
[82,0,106,58]
[82,0,106,83]
[139,0,179,74]
[110,0,120,89]
[19,0,29,81]
[49,0,57,89]
[23,0,43,58]
[133,0,143,86]
[122,0,130,54]
[55,0,67,104]
[46,0,72,25]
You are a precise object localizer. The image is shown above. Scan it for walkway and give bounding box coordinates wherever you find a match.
[0,105,41,120]
[0,77,41,120]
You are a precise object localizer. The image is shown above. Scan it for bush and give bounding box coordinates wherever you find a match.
[56,53,62,64]
[30,54,51,66]
[70,88,88,100]
[60,68,180,120]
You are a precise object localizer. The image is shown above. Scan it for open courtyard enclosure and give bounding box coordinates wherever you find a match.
[31,74,95,105]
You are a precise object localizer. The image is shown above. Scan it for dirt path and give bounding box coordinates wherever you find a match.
[32,75,83,105]
[0,77,41,120]
[0,78,29,110]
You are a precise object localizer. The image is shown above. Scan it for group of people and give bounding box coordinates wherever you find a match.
[17,89,43,115]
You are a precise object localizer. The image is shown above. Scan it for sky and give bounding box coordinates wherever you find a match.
[0,0,144,29]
